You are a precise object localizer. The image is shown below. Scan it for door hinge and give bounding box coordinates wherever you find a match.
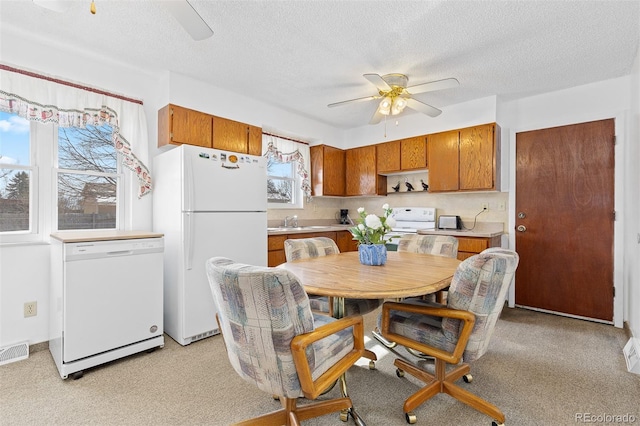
[613,286,615,298]
[613,211,617,221]
[613,136,617,145]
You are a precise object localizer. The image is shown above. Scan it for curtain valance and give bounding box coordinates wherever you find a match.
[0,66,151,198]
[262,134,311,201]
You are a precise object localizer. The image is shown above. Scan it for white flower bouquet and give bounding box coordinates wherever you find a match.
[349,204,396,245]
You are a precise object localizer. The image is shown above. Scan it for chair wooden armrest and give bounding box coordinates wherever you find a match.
[381,301,475,365]
[291,315,365,399]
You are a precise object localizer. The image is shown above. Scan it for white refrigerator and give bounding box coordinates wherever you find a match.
[153,145,267,345]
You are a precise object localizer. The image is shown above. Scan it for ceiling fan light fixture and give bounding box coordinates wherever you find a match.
[391,97,408,115]
[378,97,392,115]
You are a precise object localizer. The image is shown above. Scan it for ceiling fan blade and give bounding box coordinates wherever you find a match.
[327,95,379,108]
[32,0,70,12]
[161,0,213,41]
[406,98,442,117]
[406,78,459,95]
[363,74,391,92]
[369,110,384,125]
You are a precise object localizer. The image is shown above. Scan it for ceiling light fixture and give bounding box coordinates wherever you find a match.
[378,95,408,116]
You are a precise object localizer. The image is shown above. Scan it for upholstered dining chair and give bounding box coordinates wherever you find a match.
[380,248,519,425]
[373,234,459,350]
[206,256,366,426]
[284,237,381,369]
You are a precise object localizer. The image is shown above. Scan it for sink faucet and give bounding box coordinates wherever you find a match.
[284,215,298,227]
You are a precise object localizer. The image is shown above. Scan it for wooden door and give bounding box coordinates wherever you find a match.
[427,130,459,191]
[515,119,615,321]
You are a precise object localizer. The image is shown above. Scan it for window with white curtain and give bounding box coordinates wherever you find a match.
[262,133,311,210]
[0,65,151,243]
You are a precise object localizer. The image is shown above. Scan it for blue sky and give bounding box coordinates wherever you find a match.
[0,111,30,165]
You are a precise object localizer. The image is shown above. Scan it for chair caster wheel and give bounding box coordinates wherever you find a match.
[70,371,84,380]
[405,412,417,424]
[368,360,376,370]
[272,395,279,401]
[463,373,473,383]
[396,368,405,378]
[340,409,349,422]
[491,422,504,426]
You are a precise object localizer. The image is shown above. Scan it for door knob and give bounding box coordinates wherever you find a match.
[517,225,527,232]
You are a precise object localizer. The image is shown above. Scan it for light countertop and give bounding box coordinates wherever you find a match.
[417,222,504,238]
[50,230,164,243]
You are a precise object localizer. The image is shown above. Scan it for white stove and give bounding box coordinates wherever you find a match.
[386,207,436,247]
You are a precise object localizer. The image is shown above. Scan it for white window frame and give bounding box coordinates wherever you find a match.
[267,159,304,210]
[53,123,125,232]
[0,115,127,245]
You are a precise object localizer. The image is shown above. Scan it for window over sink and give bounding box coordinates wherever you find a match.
[263,133,310,210]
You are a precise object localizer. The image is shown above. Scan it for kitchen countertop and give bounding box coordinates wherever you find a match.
[417,222,504,238]
[50,230,164,243]
[267,224,354,235]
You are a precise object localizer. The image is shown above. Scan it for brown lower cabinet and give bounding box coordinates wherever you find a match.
[456,235,501,260]
[268,231,357,267]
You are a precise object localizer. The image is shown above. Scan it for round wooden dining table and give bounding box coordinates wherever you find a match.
[277,250,461,426]
[278,250,460,306]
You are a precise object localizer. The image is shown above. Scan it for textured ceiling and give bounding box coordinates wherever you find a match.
[1,0,639,130]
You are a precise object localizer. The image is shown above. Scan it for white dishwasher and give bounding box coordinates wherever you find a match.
[50,231,165,379]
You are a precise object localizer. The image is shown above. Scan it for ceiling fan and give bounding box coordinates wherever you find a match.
[32,0,213,41]
[328,73,459,124]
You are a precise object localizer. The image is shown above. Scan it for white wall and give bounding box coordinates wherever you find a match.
[498,75,634,329]
[627,46,640,339]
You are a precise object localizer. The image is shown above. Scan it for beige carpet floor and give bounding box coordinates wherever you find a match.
[1,307,639,426]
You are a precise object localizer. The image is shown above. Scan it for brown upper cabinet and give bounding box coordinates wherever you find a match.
[376,136,427,174]
[158,104,212,148]
[212,116,263,155]
[158,104,262,155]
[376,140,401,173]
[428,123,500,192]
[345,145,386,196]
[400,136,428,171]
[310,145,345,196]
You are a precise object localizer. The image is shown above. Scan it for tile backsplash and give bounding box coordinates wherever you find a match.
[268,192,510,232]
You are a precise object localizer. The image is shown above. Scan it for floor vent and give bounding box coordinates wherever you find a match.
[623,337,640,375]
[0,341,29,366]
[189,329,219,344]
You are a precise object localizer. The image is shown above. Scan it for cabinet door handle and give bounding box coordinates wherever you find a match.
[517,225,527,232]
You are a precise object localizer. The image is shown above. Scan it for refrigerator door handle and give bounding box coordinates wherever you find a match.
[185,212,194,270]
[185,153,194,212]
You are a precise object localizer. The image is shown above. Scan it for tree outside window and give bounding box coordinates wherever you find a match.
[57,124,119,230]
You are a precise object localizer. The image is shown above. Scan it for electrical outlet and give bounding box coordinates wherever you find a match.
[481,203,489,211]
[24,301,37,318]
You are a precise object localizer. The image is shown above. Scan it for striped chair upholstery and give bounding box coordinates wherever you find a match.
[379,248,520,424]
[205,257,365,424]
[284,237,383,316]
[397,234,459,259]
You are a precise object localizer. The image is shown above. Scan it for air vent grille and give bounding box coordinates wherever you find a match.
[0,342,29,366]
